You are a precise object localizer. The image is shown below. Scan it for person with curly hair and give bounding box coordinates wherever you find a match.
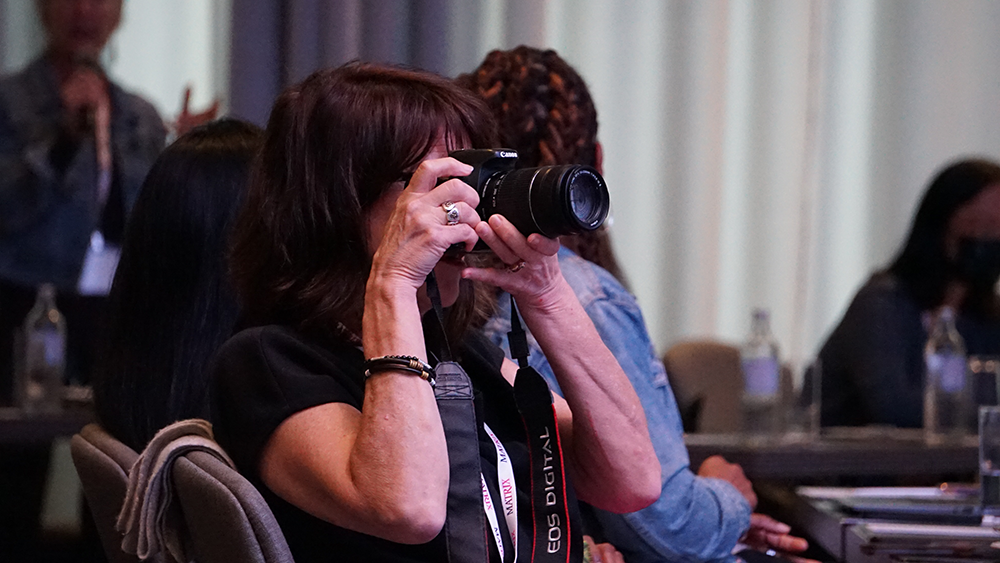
[461,46,812,563]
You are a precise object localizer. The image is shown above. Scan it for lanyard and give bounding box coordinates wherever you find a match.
[508,296,581,563]
[482,423,518,562]
[426,273,580,563]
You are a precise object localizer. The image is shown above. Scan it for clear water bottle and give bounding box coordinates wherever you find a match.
[16,284,66,414]
[923,306,968,445]
[741,308,781,438]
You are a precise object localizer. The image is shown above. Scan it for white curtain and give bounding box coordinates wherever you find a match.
[517,0,1000,369]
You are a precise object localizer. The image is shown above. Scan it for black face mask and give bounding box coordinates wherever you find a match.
[954,238,1000,291]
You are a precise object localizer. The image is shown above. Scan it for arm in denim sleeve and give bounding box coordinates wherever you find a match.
[0,95,59,234]
[0,74,107,237]
[570,291,751,562]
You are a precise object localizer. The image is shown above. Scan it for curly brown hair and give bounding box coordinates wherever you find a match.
[457,46,626,286]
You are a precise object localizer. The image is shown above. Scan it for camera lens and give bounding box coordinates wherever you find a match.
[566,168,605,228]
[479,164,609,239]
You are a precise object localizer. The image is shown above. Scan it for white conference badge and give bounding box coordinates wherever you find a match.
[76,230,120,296]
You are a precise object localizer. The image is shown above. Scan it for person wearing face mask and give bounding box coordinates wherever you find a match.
[818,158,1000,428]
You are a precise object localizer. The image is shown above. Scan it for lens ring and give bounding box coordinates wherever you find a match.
[563,167,609,230]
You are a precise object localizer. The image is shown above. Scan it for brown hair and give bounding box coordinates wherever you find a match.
[229,62,497,338]
[457,46,626,285]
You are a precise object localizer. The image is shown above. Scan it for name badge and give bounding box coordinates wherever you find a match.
[76,231,120,296]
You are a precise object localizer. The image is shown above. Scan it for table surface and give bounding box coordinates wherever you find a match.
[1,410,981,473]
[685,427,979,480]
[0,406,93,445]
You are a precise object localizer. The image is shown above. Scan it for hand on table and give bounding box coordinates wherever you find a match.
[583,535,625,563]
[742,513,818,563]
[697,455,757,509]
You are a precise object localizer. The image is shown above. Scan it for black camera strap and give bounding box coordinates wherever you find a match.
[507,296,582,563]
[424,272,488,562]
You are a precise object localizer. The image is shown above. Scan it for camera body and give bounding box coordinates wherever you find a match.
[450,149,610,251]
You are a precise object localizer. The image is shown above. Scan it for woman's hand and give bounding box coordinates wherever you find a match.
[343,155,482,544]
[480,213,661,513]
[741,514,817,563]
[584,535,625,563]
[462,214,564,306]
[368,157,479,293]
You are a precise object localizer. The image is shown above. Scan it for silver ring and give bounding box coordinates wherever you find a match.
[442,201,460,225]
[506,260,526,273]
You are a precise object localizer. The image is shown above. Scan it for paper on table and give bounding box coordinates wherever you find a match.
[798,486,950,500]
[858,521,1000,540]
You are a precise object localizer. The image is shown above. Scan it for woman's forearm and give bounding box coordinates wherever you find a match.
[349,276,449,540]
[264,277,449,543]
[516,278,660,512]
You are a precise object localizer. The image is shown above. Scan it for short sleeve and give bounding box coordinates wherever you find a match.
[210,326,366,476]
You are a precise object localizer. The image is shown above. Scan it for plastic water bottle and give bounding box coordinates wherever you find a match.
[17,284,66,414]
[923,306,968,445]
[741,308,781,438]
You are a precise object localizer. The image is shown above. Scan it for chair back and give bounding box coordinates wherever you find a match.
[663,340,743,433]
[70,423,163,563]
[172,450,294,563]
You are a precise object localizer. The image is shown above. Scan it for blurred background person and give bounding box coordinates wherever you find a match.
[461,46,812,563]
[93,118,261,452]
[0,0,219,399]
[0,1,218,556]
[818,158,1000,428]
[0,0,165,398]
[0,0,162,555]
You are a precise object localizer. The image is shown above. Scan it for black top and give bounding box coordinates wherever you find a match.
[817,272,1000,427]
[211,324,572,563]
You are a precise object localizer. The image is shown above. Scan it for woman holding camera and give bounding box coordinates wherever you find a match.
[210,62,659,563]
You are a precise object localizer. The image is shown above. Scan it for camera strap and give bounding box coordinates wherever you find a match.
[424,273,579,563]
[507,296,581,563]
[425,272,489,562]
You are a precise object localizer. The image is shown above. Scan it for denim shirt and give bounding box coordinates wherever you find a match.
[482,247,751,563]
[0,57,165,290]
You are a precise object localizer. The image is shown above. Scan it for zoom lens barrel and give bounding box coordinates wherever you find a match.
[478,164,609,239]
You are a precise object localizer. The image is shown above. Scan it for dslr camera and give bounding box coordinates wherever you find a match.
[450,149,610,252]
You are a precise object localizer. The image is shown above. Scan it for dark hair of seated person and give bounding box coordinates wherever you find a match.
[93,118,263,451]
[228,62,497,342]
[887,157,1000,317]
[456,45,627,287]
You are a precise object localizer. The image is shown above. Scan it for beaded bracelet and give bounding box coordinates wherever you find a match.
[363,355,436,387]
